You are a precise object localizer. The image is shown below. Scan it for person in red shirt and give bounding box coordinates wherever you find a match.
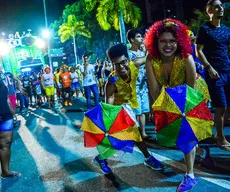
[59,65,72,106]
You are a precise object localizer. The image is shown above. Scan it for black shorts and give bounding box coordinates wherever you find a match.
[62,87,71,93]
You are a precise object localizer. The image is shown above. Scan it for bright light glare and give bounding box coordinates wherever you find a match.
[0,42,11,55]
[35,39,46,49]
[21,68,31,72]
[42,29,51,38]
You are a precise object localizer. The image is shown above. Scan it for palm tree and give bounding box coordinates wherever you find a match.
[85,0,142,43]
[58,14,91,65]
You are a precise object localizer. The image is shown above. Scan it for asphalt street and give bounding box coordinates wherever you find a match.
[1,98,229,192]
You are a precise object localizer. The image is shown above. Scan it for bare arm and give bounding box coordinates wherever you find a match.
[145,55,160,102]
[196,44,211,68]
[196,44,220,79]
[104,81,115,105]
[132,56,146,68]
[12,76,21,86]
[7,98,14,115]
[185,55,196,88]
[41,75,46,88]
[81,64,88,76]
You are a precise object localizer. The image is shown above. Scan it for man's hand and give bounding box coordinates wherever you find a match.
[207,67,220,79]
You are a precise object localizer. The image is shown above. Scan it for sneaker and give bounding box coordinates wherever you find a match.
[144,155,164,171]
[64,101,68,106]
[93,156,112,174]
[177,175,198,192]
[195,146,216,168]
[68,102,72,106]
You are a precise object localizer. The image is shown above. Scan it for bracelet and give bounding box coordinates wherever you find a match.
[205,65,211,70]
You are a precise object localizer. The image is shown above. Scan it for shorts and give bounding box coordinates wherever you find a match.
[36,85,42,95]
[9,94,16,110]
[25,86,32,97]
[133,91,150,115]
[62,87,71,93]
[0,119,14,132]
[45,86,55,96]
[71,82,80,90]
[205,71,230,108]
[98,78,104,86]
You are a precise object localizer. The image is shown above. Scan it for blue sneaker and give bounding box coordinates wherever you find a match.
[144,155,164,171]
[93,156,112,174]
[177,175,198,192]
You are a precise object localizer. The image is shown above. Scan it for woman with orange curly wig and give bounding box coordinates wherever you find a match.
[145,19,214,192]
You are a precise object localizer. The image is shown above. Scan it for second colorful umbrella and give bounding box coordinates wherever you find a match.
[153,84,214,154]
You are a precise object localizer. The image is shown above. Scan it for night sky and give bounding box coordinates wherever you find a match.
[0,0,208,37]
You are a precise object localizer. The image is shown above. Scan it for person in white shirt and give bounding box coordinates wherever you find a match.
[41,66,55,108]
[127,29,150,139]
[80,55,99,110]
[70,67,80,100]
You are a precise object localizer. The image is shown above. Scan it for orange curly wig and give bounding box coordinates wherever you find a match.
[144,18,192,59]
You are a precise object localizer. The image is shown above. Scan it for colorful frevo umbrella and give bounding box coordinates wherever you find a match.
[81,103,142,159]
[195,73,211,102]
[153,84,214,154]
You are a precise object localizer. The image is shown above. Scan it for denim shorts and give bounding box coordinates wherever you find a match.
[0,119,14,132]
[205,71,230,108]
[71,82,80,90]
[133,91,150,115]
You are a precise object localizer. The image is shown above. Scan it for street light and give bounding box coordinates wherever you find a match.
[42,0,52,71]
[1,32,5,39]
[35,38,46,49]
[0,42,11,56]
[42,29,50,39]
[0,42,11,72]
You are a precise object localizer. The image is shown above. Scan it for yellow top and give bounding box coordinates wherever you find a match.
[151,56,211,101]
[54,72,61,83]
[110,61,139,109]
[151,57,185,87]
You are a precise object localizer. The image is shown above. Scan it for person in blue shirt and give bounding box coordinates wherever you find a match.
[0,66,21,179]
[196,0,230,151]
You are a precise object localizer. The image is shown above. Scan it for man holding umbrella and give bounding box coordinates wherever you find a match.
[93,43,164,174]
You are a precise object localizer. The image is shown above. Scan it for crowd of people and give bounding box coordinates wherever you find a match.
[1,58,113,112]
[0,0,229,191]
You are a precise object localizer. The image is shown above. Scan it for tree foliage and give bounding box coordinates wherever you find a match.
[51,0,120,60]
[58,15,91,43]
[85,0,142,31]
[188,8,230,33]
[188,9,209,34]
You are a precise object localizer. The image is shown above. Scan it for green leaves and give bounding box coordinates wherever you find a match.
[85,0,98,11]
[85,0,142,31]
[58,14,91,43]
[188,9,209,33]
